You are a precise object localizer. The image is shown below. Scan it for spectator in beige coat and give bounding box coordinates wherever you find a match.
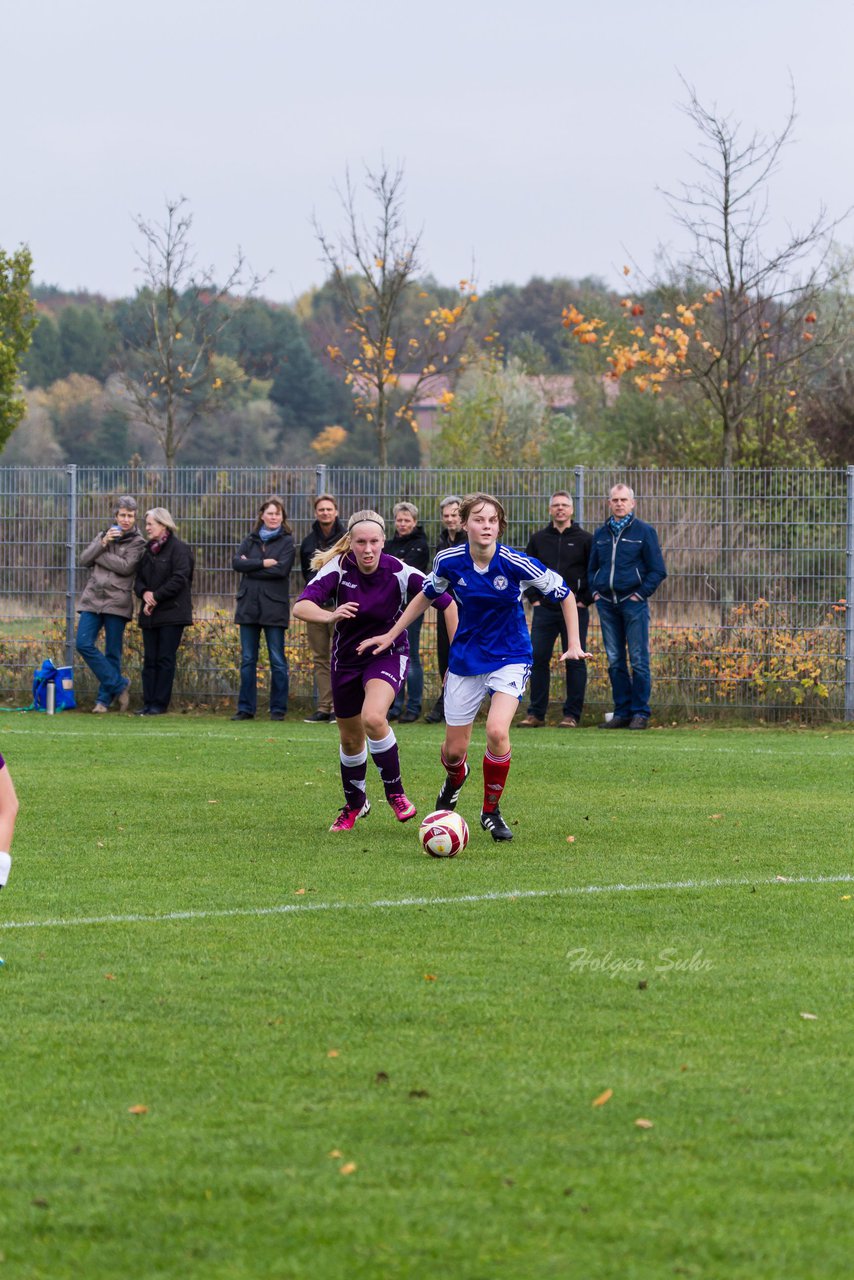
[76,496,146,712]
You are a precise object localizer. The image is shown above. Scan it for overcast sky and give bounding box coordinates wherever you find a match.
[4,0,853,303]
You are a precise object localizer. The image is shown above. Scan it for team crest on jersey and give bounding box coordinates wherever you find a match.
[493,575,508,591]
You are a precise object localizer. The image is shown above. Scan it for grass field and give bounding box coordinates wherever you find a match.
[1,713,853,1279]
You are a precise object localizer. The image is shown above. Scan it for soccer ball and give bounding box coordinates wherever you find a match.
[419,809,469,858]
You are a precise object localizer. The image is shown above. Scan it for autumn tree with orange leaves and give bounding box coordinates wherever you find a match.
[563,84,849,468]
[314,164,485,466]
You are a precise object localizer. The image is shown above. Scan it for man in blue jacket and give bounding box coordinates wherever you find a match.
[588,485,667,730]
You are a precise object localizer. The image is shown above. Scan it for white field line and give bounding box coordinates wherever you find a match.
[2,873,853,933]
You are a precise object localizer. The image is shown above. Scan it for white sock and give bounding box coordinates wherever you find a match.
[0,852,11,888]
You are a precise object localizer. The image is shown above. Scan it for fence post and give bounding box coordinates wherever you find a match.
[574,464,585,528]
[315,463,328,497]
[65,464,77,670]
[846,466,854,722]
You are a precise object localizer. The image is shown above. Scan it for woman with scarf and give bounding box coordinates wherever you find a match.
[134,508,195,716]
[76,496,146,712]
[231,497,295,721]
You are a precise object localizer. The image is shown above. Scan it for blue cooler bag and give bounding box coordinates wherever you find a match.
[32,660,76,711]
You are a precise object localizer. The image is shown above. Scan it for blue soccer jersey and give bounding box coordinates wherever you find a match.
[423,542,570,676]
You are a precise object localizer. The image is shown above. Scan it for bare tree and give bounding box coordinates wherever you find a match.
[566,83,850,468]
[116,198,262,470]
[314,164,478,466]
[655,81,849,466]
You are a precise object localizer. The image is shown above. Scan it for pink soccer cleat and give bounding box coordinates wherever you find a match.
[329,799,371,832]
[388,793,417,823]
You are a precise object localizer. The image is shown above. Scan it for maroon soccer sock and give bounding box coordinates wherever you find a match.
[441,748,469,789]
[339,747,368,810]
[368,730,404,798]
[482,748,511,812]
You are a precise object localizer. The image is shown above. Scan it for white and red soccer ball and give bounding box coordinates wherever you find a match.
[419,809,469,858]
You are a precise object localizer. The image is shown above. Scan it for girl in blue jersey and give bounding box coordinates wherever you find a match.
[360,493,590,842]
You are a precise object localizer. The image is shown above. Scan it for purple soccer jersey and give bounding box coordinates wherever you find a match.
[297,551,451,672]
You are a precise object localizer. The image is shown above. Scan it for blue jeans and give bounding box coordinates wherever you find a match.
[390,616,424,717]
[76,611,128,705]
[239,625,289,716]
[595,596,651,719]
[527,604,590,721]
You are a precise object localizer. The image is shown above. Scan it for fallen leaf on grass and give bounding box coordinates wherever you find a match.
[327,1049,340,1058]
[592,1089,613,1107]
[97,841,105,848]
[339,1162,357,1175]
[776,875,792,883]
[841,895,851,901]
[799,1011,818,1020]
[31,1198,49,1209]
[127,1105,148,1115]
[207,800,219,805]
[294,889,306,896]
[374,1072,390,1085]
[566,835,576,844]
[104,974,116,981]
[708,814,723,821]
[634,1118,654,1129]
[423,973,437,982]
[328,1149,343,1159]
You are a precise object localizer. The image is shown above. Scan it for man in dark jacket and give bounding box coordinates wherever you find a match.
[519,491,593,728]
[299,495,346,722]
[423,495,466,723]
[385,501,430,722]
[588,484,667,729]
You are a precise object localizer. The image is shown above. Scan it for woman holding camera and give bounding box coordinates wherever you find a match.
[76,496,146,712]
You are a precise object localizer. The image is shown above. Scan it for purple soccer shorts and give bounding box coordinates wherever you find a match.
[331,653,408,720]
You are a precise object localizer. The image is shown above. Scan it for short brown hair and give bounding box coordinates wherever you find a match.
[314,493,338,511]
[459,492,507,538]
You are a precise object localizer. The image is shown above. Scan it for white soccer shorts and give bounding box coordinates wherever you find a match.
[444,663,531,726]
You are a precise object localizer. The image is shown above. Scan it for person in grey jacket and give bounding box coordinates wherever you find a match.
[231,497,295,721]
[76,496,146,713]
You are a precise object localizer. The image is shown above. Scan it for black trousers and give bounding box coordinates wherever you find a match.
[141,624,186,711]
[527,605,590,721]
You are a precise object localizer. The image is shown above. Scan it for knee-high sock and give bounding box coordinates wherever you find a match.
[441,747,468,788]
[368,729,403,798]
[483,748,511,812]
[340,746,368,810]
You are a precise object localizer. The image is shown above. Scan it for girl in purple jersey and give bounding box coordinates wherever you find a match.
[294,510,456,832]
[360,494,590,842]
[0,752,19,890]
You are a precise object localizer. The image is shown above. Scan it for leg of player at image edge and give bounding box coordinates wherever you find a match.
[329,746,371,832]
[0,851,11,889]
[368,730,416,822]
[480,747,513,841]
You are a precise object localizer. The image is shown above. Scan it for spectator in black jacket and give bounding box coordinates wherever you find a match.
[385,501,430,722]
[134,508,194,716]
[299,495,346,722]
[424,495,465,723]
[231,497,296,721]
[519,491,593,727]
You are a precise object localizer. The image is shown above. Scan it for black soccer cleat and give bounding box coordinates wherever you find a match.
[436,763,470,811]
[480,807,513,842]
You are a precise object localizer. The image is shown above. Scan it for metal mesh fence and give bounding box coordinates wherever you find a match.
[0,464,850,720]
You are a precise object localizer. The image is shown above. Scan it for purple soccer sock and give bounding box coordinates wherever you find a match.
[368,729,404,798]
[339,747,368,810]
